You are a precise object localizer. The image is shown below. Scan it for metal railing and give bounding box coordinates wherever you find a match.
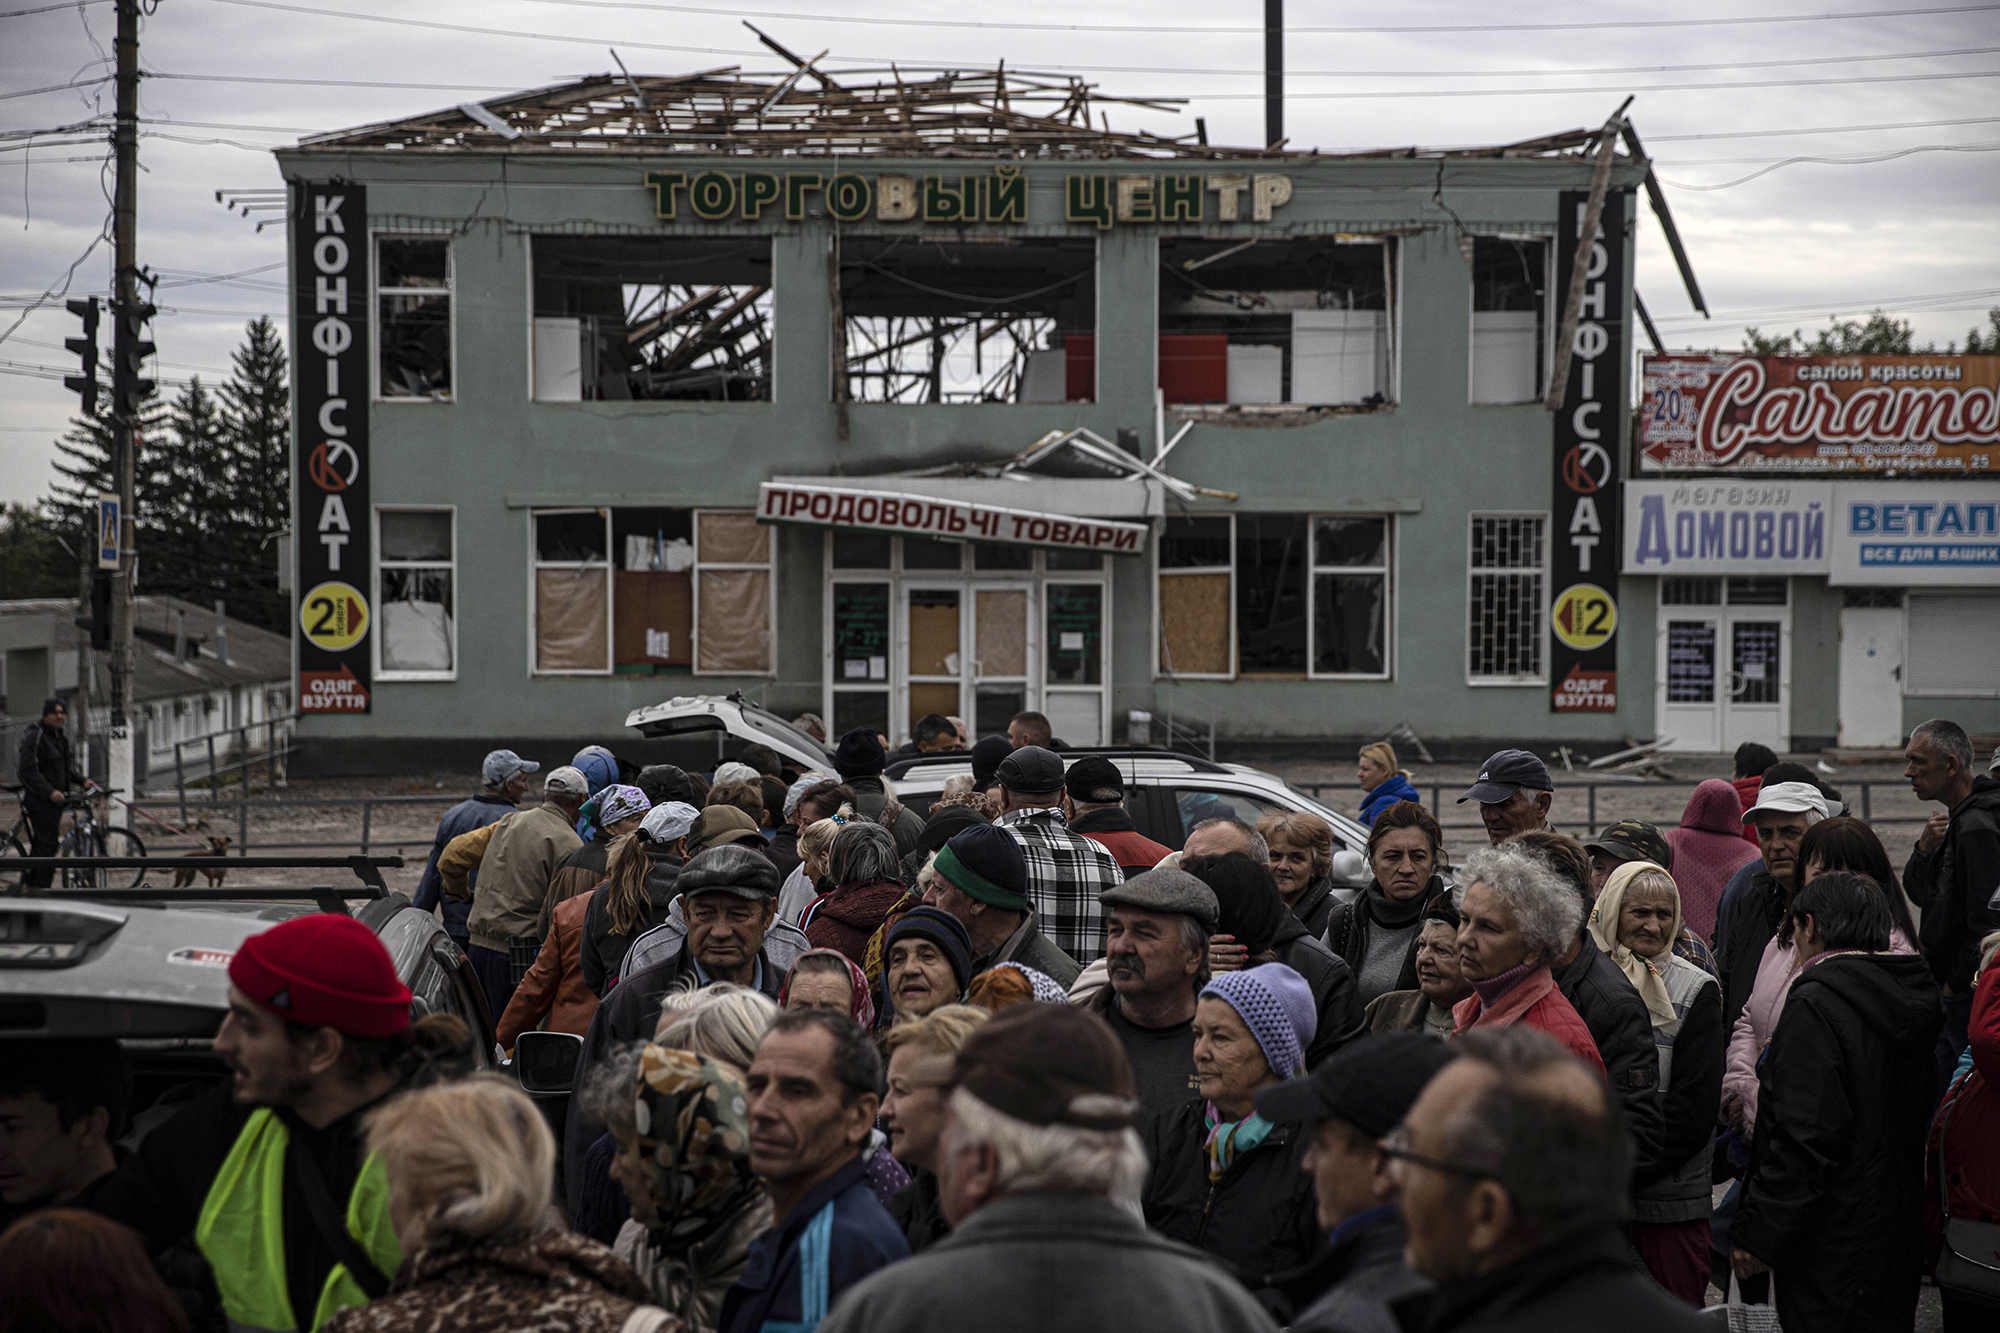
[103,794,469,859]
[1150,683,1220,761]
[1293,776,1927,841]
[166,712,296,799]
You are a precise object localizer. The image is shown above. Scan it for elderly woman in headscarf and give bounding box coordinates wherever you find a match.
[779,949,876,1028]
[1590,861,1725,1307]
[605,1045,771,1333]
[1141,963,1321,1309]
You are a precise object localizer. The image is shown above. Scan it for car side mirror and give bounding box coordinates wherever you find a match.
[513,1030,584,1095]
[1330,848,1370,888]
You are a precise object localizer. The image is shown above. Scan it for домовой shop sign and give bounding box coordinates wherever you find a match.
[1638,354,1999,475]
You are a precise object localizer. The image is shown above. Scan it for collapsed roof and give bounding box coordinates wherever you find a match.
[297,61,1600,161]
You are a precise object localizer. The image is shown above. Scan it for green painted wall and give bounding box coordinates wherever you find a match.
[280,148,1660,749]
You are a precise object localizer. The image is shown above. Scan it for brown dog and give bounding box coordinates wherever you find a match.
[173,835,231,888]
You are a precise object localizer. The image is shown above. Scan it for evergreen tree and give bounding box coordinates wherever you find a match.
[0,503,78,599]
[44,391,168,575]
[144,375,233,610]
[216,315,289,631]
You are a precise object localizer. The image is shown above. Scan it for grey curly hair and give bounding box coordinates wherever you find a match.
[1456,844,1581,962]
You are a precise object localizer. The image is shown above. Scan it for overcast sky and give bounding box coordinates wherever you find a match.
[4,0,1998,507]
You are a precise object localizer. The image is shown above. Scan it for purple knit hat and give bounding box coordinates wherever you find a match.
[1201,963,1317,1079]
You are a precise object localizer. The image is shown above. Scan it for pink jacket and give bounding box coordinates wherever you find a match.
[1665,780,1763,943]
[1724,926,1915,1131]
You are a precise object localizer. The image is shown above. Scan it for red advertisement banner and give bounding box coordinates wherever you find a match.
[1640,354,2000,474]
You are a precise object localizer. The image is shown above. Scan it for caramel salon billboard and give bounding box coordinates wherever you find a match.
[1638,354,2000,474]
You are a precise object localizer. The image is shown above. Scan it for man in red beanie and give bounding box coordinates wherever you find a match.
[88,914,444,1332]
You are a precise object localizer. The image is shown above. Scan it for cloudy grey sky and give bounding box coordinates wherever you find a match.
[3,0,1998,506]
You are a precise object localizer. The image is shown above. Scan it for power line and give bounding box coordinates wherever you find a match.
[1648,114,2000,141]
[433,0,2000,37]
[1,74,114,101]
[0,0,111,16]
[148,71,521,91]
[179,2,2000,99]
[1658,140,2000,188]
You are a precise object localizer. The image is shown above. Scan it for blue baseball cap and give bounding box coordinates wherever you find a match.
[482,749,540,786]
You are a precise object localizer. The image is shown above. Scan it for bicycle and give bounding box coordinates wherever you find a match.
[1,785,148,892]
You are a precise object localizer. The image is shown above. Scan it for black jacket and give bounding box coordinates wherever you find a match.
[1142,1098,1319,1314]
[1390,1231,1711,1333]
[767,823,803,881]
[1271,911,1366,1069]
[1289,876,1341,941]
[1913,776,2000,992]
[1324,877,1450,999]
[1552,938,1663,1175]
[886,1167,949,1254]
[1274,1207,1429,1333]
[579,849,682,996]
[14,719,80,805]
[564,939,786,1216]
[1733,951,1944,1333]
[1714,867,1785,1032]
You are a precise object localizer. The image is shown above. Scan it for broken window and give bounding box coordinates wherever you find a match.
[613,508,694,673]
[1157,237,1393,407]
[533,509,611,674]
[377,507,455,678]
[836,237,1096,404]
[1470,236,1548,405]
[1313,517,1390,677]
[1236,515,1309,673]
[533,237,771,401]
[377,236,452,400]
[1157,512,1393,679]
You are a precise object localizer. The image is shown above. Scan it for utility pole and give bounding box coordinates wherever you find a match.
[106,0,149,819]
[1264,0,1283,150]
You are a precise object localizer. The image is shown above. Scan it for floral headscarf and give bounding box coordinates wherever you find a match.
[632,1045,765,1249]
[776,948,877,1029]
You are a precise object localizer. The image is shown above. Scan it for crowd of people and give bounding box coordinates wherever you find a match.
[4,710,1999,1333]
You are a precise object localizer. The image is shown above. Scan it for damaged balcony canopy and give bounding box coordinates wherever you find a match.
[298,63,1603,161]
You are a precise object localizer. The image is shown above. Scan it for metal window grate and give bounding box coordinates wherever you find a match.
[1468,516,1545,681]
[1842,587,1904,609]
[1661,577,1722,606]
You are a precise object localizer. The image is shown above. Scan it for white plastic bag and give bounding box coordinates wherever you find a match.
[1702,1272,1780,1333]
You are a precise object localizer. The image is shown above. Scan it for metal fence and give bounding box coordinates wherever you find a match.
[1293,777,1924,841]
[165,712,296,798]
[109,794,465,858]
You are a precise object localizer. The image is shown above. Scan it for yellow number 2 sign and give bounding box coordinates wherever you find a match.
[300,581,370,652]
[1551,583,1617,652]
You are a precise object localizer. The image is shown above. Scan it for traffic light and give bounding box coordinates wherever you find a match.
[63,296,99,416]
[112,297,157,417]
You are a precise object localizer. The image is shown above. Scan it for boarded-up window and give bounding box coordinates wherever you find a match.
[534,510,611,673]
[695,511,774,674]
[1159,516,1233,677]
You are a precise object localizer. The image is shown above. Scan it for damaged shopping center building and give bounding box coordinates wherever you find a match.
[279,54,1963,769]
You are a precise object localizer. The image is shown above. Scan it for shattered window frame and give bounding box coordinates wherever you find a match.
[375,506,457,681]
[531,236,774,403]
[374,233,454,402]
[835,234,1098,405]
[1469,234,1551,406]
[1157,236,1397,409]
[1310,515,1393,680]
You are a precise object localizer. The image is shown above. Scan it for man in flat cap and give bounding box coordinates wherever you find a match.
[1078,867,1220,1126]
[817,1005,1277,1333]
[993,746,1123,962]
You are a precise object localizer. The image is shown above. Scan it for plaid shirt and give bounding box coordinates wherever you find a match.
[996,805,1123,961]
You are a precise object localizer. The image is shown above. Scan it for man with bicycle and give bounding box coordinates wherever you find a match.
[15,697,94,891]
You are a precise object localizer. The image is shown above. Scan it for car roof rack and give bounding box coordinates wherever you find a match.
[9,885,392,915]
[8,854,403,889]
[884,747,1233,780]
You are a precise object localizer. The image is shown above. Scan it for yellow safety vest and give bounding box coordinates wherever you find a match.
[194,1107,403,1333]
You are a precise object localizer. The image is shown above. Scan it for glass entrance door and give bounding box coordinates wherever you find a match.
[1654,578,1789,753]
[904,585,965,733]
[973,588,1031,737]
